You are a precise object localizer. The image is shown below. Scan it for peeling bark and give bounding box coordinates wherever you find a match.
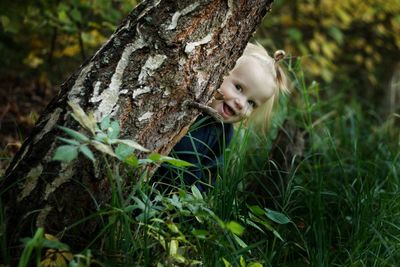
[1,0,274,260]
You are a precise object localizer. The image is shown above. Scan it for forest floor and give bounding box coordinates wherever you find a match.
[0,75,56,172]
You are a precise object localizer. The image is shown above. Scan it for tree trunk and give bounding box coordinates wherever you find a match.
[1,0,273,259]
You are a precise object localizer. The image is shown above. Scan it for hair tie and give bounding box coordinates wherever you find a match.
[274,50,286,63]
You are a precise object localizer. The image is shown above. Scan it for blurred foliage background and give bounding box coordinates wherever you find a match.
[259,0,400,113]
[0,0,139,83]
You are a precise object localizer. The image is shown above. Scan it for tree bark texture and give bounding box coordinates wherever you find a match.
[1,0,273,257]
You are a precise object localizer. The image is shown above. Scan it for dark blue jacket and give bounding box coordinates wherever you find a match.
[154,115,234,192]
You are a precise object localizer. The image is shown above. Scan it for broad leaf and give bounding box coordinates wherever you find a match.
[265,208,291,224]
[100,116,111,131]
[107,120,120,139]
[115,143,134,160]
[53,145,78,162]
[226,221,245,236]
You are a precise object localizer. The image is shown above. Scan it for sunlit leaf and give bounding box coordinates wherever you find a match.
[169,239,178,256]
[124,155,139,167]
[191,229,208,239]
[248,205,265,216]
[226,221,245,236]
[222,258,232,267]
[240,256,246,267]
[248,262,263,267]
[149,153,193,167]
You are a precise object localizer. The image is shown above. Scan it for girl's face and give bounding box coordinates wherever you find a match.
[210,56,276,123]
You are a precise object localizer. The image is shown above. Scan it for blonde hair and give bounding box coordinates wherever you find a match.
[240,43,289,132]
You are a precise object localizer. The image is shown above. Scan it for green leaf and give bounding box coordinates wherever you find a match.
[161,156,194,167]
[232,234,247,248]
[226,221,245,236]
[70,8,82,22]
[148,153,161,161]
[248,205,265,216]
[328,26,344,44]
[107,120,120,139]
[191,229,208,239]
[245,218,265,234]
[222,258,232,267]
[124,155,139,167]
[53,145,78,162]
[0,15,19,33]
[58,126,89,142]
[167,223,180,234]
[240,256,246,267]
[166,194,182,209]
[248,262,263,267]
[57,137,80,146]
[249,213,284,241]
[115,143,134,160]
[95,132,109,143]
[149,153,193,167]
[287,27,302,42]
[100,116,111,131]
[116,139,149,152]
[131,196,146,210]
[191,185,203,200]
[79,145,95,162]
[265,208,291,224]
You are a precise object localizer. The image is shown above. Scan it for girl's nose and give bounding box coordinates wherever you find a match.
[234,98,245,110]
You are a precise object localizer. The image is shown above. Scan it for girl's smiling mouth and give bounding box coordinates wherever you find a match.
[222,102,236,117]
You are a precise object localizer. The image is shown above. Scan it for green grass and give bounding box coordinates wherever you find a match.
[1,60,400,266]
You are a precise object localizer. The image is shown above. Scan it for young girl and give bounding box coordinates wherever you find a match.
[155,43,288,192]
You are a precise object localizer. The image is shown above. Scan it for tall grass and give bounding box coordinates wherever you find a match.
[1,60,400,266]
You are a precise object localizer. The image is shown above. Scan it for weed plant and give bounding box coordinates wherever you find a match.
[1,60,400,266]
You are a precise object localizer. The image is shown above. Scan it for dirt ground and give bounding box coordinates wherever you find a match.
[0,75,56,173]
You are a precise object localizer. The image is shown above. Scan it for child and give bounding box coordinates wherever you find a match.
[155,43,288,192]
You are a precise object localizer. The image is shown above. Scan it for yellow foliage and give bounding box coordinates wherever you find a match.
[40,249,73,267]
[23,52,44,68]
[259,0,400,83]
[40,234,73,267]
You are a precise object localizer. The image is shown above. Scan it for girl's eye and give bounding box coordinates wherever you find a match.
[235,84,242,92]
[248,100,256,108]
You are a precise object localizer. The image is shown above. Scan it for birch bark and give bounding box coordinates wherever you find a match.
[1,0,273,258]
